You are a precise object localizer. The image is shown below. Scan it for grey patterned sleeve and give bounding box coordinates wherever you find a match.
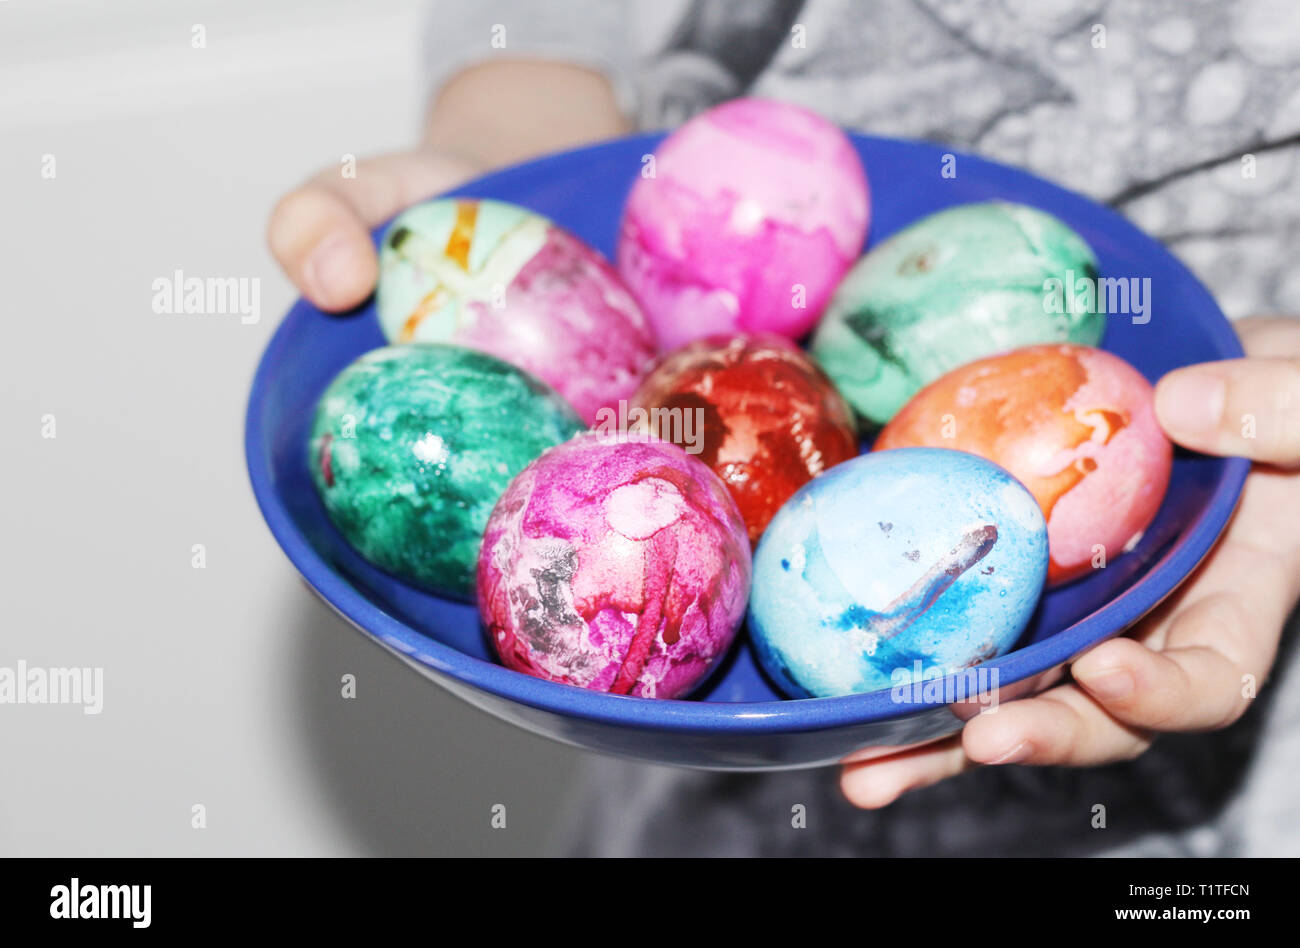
[421,0,637,112]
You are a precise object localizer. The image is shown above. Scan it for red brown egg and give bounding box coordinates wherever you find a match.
[629,334,859,544]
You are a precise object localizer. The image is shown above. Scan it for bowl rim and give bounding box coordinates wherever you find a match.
[245,132,1250,736]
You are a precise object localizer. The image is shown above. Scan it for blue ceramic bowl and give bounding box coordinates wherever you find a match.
[246,133,1248,770]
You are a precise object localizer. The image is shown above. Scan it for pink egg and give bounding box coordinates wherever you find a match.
[477,432,751,699]
[617,98,870,349]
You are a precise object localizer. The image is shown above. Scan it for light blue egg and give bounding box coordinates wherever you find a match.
[750,447,1048,698]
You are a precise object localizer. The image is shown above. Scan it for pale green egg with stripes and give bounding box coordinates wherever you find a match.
[811,201,1104,427]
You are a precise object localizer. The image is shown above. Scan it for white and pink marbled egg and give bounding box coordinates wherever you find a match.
[378,197,657,425]
[617,97,870,349]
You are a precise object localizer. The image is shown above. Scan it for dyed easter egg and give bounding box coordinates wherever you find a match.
[477,433,751,699]
[629,334,859,544]
[309,344,584,600]
[876,344,1172,585]
[617,97,869,349]
[377,197,657,424]
[810,201,1105,427]
[750,448,1048,698]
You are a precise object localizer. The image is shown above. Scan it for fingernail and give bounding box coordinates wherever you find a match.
[303,234,357,308]
[1157,371,1225,435]
[840,772,897,809]
[1079,667,1135,701]
[986,740,1032,765]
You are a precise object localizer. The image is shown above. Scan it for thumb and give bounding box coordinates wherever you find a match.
[266,150,482,312]
[1155,356,1300,465]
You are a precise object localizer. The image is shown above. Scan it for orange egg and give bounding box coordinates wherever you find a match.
[875,344,1172,585]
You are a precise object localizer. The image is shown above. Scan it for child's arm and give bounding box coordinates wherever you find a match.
[267,60,628,311]
[842,316,1300,808]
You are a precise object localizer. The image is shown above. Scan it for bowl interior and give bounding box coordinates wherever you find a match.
[248,133,1246,720]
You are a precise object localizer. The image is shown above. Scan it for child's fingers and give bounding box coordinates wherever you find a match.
[1080,531,1290,729]
[1154,355,1300,466]
[1080,492,1294,732]
[841,319,1300,806]
[840,735,970,809]
[1071,627,1252,732]
[267,184,378,312]
[266,151,480,312]
[1139,462,1300,655]
[841,608,1255,803]
[1154,315,1300,464]
[962,685,1151,767]
[1238,315,1300,359]
[968,557,1280,763]
[965,555,1285,765]
[841,569,1281,801]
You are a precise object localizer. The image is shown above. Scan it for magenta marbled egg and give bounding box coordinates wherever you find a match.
[477,432,752,699]
[617,97,870,349]
[378,197,657,424]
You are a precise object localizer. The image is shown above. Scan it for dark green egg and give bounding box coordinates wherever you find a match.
[309,344,584,599]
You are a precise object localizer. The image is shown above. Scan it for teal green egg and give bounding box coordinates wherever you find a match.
[308,344,584,600]
[810,201,1104,427]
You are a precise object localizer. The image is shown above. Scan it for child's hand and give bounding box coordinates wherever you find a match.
[267,150,484,312]
[266,61,628,312]
[841,316,1300,808]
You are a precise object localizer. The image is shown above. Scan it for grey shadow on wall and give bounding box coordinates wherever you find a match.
[287,582,587,856]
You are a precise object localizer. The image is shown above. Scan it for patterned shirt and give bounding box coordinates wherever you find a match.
[425,0,1300,856]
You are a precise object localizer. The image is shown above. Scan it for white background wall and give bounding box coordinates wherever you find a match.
[0,0,585,856]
